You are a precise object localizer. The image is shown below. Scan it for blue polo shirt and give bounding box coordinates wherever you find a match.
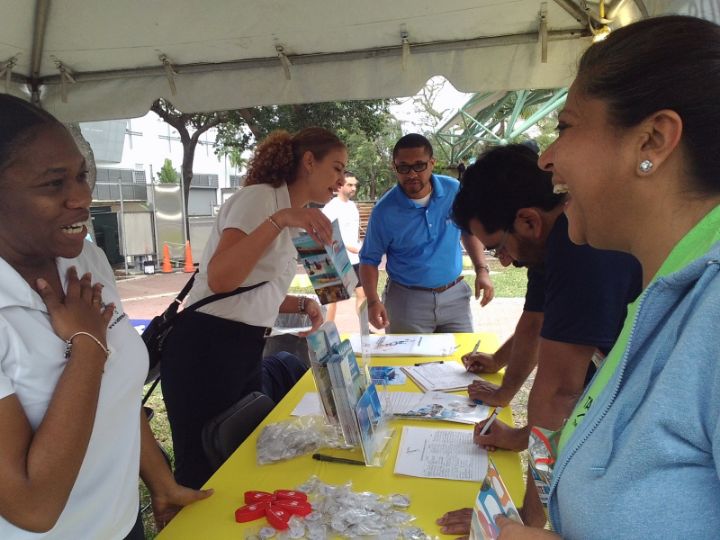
[360,174,463,288]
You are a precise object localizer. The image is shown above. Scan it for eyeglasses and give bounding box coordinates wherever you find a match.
[394,161,429,175]
[489,228,511,258]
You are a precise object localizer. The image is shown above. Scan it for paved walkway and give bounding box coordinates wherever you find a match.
[117,271,522,343]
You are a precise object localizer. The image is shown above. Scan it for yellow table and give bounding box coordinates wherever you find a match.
[158,333,524,539]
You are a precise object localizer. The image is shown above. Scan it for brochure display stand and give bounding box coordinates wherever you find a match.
[306,321,393,467]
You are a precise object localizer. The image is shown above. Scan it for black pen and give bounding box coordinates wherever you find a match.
[413,360,444,367]
[312,453,365,466]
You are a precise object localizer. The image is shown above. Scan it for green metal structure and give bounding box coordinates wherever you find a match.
[433,88,568,165]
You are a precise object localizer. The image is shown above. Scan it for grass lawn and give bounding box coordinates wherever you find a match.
[289,256,529,298]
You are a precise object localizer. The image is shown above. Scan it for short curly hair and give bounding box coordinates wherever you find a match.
[245,127,345,187]
[0,94,61,174]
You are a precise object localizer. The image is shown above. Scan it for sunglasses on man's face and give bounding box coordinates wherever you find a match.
[394,161,429,175]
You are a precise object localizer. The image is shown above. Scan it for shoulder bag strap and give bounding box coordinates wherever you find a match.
[182,279,268,314]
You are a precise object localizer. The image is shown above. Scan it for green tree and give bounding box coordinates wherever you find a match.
[340,115,402,200]
[156,158,179,184]
[213,100,392,158]
[151,98,394,235]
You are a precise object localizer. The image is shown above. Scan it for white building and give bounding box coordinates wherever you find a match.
[80,112,242,269]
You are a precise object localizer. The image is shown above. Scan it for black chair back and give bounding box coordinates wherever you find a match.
[201,391,276,470]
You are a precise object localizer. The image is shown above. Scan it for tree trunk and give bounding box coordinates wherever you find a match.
[181,139,196,241]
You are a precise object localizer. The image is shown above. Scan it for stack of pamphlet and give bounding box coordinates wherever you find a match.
[402,361,479,392]
[293,220,358,305]
[306,321,392,465]
[306,321,342,426]
[326,339,367,446]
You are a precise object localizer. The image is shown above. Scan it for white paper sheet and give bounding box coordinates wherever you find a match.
[402,362,479,392]
[394,426,488,482]
[349,333,457,356]
[290,392,322,416]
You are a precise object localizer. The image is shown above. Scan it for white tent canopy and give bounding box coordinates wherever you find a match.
[0,0,714,122]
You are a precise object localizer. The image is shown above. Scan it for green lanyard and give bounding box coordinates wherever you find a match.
[558,204,720,453]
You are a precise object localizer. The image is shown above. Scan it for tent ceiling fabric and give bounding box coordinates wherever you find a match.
[0,0,713,122]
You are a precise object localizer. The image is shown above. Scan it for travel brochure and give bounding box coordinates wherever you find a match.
[291,390,490,425]
[469,459,523,539]
[384,391,490,424]
[348,333,457,357]
[293,220,358,305]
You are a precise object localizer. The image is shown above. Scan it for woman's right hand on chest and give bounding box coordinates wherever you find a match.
[274,208,333,245]
[36,266,115,346]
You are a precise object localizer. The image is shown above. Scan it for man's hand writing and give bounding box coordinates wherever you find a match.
[462,351,502,374]
[474,419,529,452]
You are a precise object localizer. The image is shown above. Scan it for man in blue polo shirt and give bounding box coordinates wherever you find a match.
[359,134,494,333]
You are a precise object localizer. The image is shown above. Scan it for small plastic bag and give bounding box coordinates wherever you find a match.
[256,415,344,464]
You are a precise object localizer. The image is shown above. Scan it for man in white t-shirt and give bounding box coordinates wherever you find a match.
[321,172,366,321]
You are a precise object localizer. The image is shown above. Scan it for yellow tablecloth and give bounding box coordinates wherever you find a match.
[158,333,524,539]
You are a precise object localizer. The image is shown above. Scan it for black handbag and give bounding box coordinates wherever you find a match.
[142,270,267,386]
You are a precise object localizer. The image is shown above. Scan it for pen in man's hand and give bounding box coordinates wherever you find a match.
[478,407,501,436]
[466,338,482,371]
[312,453,365,466]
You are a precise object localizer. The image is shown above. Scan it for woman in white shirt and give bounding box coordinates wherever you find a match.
[0,95,210,539]
[161,128,347,488]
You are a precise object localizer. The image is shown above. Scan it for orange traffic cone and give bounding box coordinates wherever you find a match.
[183,240,195,273]
[161,243,172,273]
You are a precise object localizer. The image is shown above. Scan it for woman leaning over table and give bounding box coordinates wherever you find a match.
[495,15,720,539]
[0,95,210,539]
[161,128,346,489]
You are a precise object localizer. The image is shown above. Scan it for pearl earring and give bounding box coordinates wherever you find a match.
[639,159,653,173]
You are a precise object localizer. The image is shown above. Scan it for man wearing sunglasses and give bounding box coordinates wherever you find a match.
[439,144,641,531]
[359,133,494,334]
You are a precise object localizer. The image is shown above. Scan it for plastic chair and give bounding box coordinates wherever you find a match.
[200,391,276,470]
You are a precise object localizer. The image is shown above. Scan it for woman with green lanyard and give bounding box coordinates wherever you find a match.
[496,15,720,539]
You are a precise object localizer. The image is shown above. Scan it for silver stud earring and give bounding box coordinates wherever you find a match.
[639,159,653,173]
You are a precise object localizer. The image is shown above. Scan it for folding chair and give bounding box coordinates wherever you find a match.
[200,391,276,470]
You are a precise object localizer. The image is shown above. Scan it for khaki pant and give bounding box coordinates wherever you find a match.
[383,278,473,333]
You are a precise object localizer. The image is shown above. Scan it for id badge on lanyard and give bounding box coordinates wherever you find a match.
[528,426,562,511]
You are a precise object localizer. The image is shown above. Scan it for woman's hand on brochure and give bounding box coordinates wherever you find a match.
[274,208,333,245]
[496,516,560,539]
[436,507,472,537]
[474,420,529,452]
[299,298,324,337]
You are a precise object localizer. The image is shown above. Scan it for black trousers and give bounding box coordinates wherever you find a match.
[161,310,267,489]
[161,311,308,489]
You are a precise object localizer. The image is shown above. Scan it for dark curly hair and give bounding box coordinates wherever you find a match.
[245,127,345,187]
[0,94,61,174]
[452,144,563,234]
